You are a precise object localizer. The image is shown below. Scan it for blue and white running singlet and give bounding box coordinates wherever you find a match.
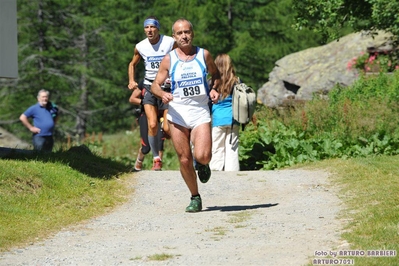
[167,47,212,129]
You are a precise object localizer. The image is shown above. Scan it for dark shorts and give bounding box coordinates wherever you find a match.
[142,84,168,111]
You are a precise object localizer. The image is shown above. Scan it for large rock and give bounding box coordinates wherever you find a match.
[257,31,393,108]
[0,127,32,157]
[0,126,30,149]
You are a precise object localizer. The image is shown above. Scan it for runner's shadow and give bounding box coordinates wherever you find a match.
[203,203,278,212]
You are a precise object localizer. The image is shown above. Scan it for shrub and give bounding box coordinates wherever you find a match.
[239,72,399,170]
[347,51,399,73]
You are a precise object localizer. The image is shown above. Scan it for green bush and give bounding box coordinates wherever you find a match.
[239,71,399,170]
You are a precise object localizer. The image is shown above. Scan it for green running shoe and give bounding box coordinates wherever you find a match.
[197,163,211,183]
[185,195,202,212]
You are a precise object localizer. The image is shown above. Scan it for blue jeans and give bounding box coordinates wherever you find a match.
[32,135,54,152]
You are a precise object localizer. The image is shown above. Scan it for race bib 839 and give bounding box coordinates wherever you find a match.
[177,78,206,98]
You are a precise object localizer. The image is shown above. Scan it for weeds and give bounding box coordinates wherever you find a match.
[227,211,251,227]
[240,72,399,170]
[147,253,175,261]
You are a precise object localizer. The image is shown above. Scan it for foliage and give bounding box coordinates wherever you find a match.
[347,51,399,73]
[328,71,399,104]
[226,0,323,88]
[293,0,399,42]
[0,0,323,143]
[0,0,149,141]
[239,72,399,170]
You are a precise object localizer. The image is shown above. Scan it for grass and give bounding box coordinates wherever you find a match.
[147,253,175,261]
[0,128,178,252]
[2,130,399,266]
[76,130,179,170]
[205,226,227,236]
[227,211,251,227]
[205,226,227,241]
[0,145,132,252]
[305,155,399,266]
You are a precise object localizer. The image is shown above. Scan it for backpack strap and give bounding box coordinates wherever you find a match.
[230,123,233,144]
[230,77,241,95]
[230,77,242,144]
[229,123,245,144]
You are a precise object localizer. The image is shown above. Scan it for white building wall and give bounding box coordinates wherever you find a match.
[0,0,18,78]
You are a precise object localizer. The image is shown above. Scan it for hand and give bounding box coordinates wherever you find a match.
[128,81,138,90]
[209,89,219,103]
[162,92,173,104]
[30,126,41,134]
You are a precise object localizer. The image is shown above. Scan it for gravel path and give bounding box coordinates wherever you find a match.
[0,169,344,265]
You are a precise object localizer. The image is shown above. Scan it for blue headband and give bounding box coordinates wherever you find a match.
[144,19,160,29]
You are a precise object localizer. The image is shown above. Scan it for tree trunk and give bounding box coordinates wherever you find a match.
[37,0,45,87]
[75,33,88,141]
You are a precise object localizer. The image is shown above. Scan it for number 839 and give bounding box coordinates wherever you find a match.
[182,86,201,97]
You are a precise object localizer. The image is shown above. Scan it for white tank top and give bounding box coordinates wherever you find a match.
[136,35,175,85]
[169,47,210,107]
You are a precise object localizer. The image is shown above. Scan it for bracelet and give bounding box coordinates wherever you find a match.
[211,87,218,92]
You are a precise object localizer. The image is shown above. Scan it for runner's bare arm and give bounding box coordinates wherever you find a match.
[204,49,220,103]
[129,88,143,106]
[128,47,142,90]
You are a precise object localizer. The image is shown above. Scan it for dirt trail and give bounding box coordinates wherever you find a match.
[0,169,344,266]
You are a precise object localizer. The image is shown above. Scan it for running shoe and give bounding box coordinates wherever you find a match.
[185,195,202,212]
[152,158,162,171]
[197,163,211,183]
[133,158,143,172]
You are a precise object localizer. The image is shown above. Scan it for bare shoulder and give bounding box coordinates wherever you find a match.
[203,48,215,62]
[161,53,171,65]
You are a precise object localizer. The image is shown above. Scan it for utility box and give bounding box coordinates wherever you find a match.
[0,0,18,79]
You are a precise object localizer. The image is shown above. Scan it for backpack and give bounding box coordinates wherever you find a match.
[47,102,59,119]
[232,80,256,126]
